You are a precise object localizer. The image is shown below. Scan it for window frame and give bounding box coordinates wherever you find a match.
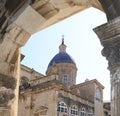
[80,108,86,116]
[57,101,68,114]
[63,75,68,84]
[71,105,78,115]
[95,87,101,100]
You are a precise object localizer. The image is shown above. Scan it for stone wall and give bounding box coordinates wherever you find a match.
[18,89,58,116]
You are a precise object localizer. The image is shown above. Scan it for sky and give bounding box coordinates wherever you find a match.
[21,7,110,101]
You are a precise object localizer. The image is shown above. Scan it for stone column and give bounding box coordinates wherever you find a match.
[0,23,30,116]
[94,16,120,116]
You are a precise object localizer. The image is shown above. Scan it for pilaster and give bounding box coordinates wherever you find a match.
[94,16,120,116]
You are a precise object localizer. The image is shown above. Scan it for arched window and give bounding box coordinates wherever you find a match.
[71,105,78,115]
[95,88,101,99]
[80,108,86,116]
[57,101,68,114]
[63,75,67,83]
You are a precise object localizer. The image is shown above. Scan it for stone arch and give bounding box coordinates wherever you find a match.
[0,0,104,39]
[0,0,105,66]
[0,2,104,116]
[12,0,103,35]
[1,0,120,116]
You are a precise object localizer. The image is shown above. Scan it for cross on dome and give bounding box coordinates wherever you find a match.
[62,35,64,44]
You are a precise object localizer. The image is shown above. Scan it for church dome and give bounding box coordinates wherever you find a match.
[48,52,76,68]
[46,37,77,86]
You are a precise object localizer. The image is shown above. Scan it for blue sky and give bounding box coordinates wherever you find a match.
[21,7,110,100]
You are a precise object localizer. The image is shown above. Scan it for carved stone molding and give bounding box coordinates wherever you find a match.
[94,17,120,70]
[102,43,120,69]
[94,17,120,44]
[58,93,93,110]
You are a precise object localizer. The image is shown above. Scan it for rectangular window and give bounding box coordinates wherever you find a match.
[63,75,67,83]
[80,112,86,116]
[88,113,93,116]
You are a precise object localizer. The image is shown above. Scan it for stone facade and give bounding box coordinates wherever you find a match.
[46,41,77,86]
[19,65,105,116]
[18,42,105,116]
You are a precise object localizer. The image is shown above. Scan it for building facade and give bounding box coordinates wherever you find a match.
[18,40,107,116]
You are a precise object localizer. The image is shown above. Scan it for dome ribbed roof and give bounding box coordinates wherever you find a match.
[48,52,76,68]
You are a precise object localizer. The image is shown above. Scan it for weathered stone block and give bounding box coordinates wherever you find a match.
[0,74,16,89]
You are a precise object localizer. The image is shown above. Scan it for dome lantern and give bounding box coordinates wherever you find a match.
[59,36,66,53]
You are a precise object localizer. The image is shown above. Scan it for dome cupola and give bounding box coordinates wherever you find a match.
[59,38,66,52]
[46,37,77,86]
[48,38,76,68]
